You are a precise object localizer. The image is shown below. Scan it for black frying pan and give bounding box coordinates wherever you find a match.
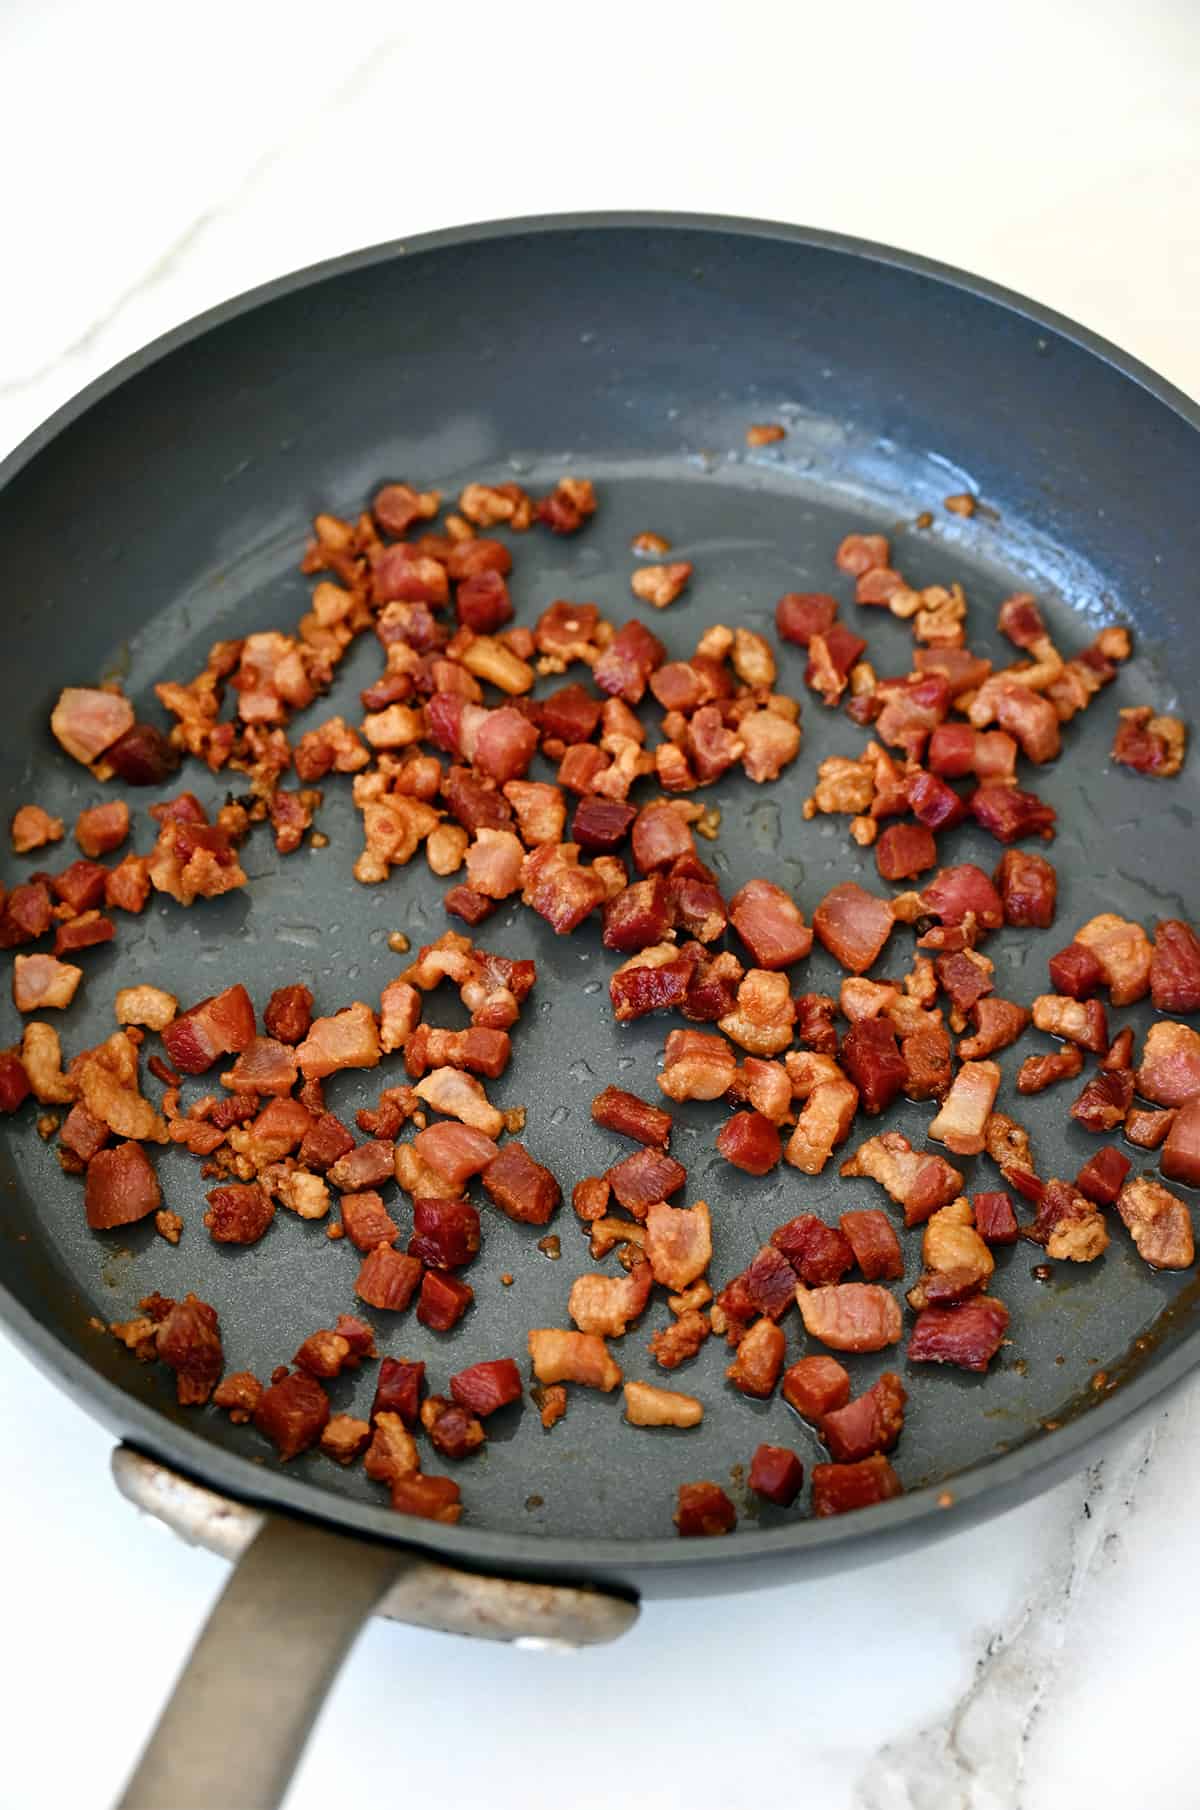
[3,214,1199,1810]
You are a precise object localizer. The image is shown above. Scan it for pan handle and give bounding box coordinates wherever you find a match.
[117,1511,403,1810]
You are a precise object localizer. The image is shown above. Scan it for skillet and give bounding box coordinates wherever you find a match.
[1,212,1198,1809]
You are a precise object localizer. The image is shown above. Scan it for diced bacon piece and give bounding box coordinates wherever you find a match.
[356,1245,423,1311]
[935,951,994,1023]
[408,1197,480,1269]
[841,1131,963,1227]
[220,1037,298,1097]
[813,882,893,975]
[387,1474,463,1523]
[365,1407,422,1481]
[1116,1176,1194,1269]
[747,1444,805,1506]
[521,842,607,934]
[482,1142,561,1224]
[442,766,513,834]
[13,954,82,1013]
[591,1086,671,1147]
[0,879,52,948]
[776,591,839,646]
[297,1111,355,1172]
[610,947,697,1023]
[959,997,1030,1060]
[666,864,727,944]
[921,864,1005,932]
[112,986,177,1034]
[1075,1148,1132,1207]
[74,800,129,859]
[901,1022,954,1102]
[11,805,64,854]
[412,1067,502,1136]
[812,1456,903,1517]
[795,1283,902,1352]
[971,1189,1019,1245]
[73,1031,168,1145]
[1161,1098,1200,1188]
[873,674,951,760]
[782,1355,851,1420]
[1074,913,1153,1005]
[456,570,514,633]
[572,797,637,854]
[629,560,692,610]
[726,1317,786,1397]
[161,986,256,1075]
[104,855,151,915]
[681,948,743,1023]
[295,1002,380,1079]
[806,626,866,705]
[602,875,671,954]
[927,1061,1001,1155]
[1071,1068,1134,1133]
[908,1295,1009,1371]
[156,1295,224,1407]
[84,1141,161,1229]
[717,1110,782,1174]
[370,1359,425,1429]
[630,801,694,875]
[420,1394,485,1459]
[969,785,1057,845]
[1032,990,1111,1057]
[910,1198,994,1305]
[968,678,1061,763]
[821,1372,907,1464]
[593,620,666,704]
[729,1245,796,1321]
[539,682,603,744]
[648,1310,711,1370]
[739,707,801,782]
[784,1078,858,1175]
[204,1182,274,1244]
[1016,1045,1084,1093]
[327,1140,397,1190]
[839,1209,904,1279]
[840,1019,906,1115]
[0,1048,32,1114]
[1137,1021,1200,1107]
[502,780,566,849]
[606,1146,687,1218]
[727,1056,792,1123]
[658,1028,738,1102]
[463,829,524,899]
[728,879,812,969]
[213,1373,263,1425]
[569,1261,654,1337]
[51,687,135,766]
[875,823,937,881]
[906,769,967,833]
[1150,920,1200,1013]
[340,1191,399,1252]
[1126,1106,1177,1148]
[443,885,496,925]
[412,1121,499,1188]
[926,722,976,777]
[52,862,110,916]
[643,1198,712,1291]
[856,567,906,605]
[836,532,890,576]
[450,1359,522,1418]
[528,1329,621,1391]
[1029,1177,1109,1261]
[254,1371,329,1460]
[771,1214,855,1286]
[793,993,839,1055]
[1047,942,1104,1000]
[718,969,795,1056]
[533,477,596,536]
[994,850,1057,928]
[320,1416,372,1465]
[1111,706,1187,776]
[674,1481,737,1537]
[148,813,248,907]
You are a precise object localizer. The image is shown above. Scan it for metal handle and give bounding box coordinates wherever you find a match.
[117,1512,404,1810]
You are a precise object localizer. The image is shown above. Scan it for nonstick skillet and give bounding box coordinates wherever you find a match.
[2,214,1198,1810]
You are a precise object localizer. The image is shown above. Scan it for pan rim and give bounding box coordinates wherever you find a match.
[3,209,1199,1577]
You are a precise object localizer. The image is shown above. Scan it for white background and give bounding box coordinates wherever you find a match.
[2,3,1198,1806]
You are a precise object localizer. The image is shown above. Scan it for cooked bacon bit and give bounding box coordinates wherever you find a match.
[1031,1177,1109,1261]
[13,954,82,1013]
[727,878,812,970]
[1071,1068,1134,1133]
[105,855,151,915]
[841,1132,963,1227]
[603,879,672,958]
[419,1395,486,1461]
[821,1372,907,1464]
[770,1214,855,1288]
[590,1086,671,1148]
[739,706,801,783]
[812,882,894,976]
[648,1310,710,1370]
[784,1076,858,1175]
[718,968,795,1056]
[149,1293,223,1407]
[812,1455,903,1517]
[527,1328,621,1392]
[406,1197,480,1270]
[983,1111,1035,1179]
[726,1317,786,1397]
[918,865,1004,937]
[957,997,1029,1062]
[1045,942,1104,1001]
[993,849,1057,929]
[972,1190,1019,1245]
[253,1370,329,1460]
[838,1208,904,1280]
[571,797,636,856]
[1015,1045,1084,1094]
[835,532,890,577]
[256,985,311,1048]
[1031,993,1108,1053]
[716,1110,782,1174]
[106,721,179,785]
[1137,1020,1200,1107]
[411,1066,502,1137]
[148,812,248,906]
[592,619,666,705]
[478,1141,559,1225]
[806,626,867,705]
[874,823,936,882]
[793,993,839,1055]
[74,1030,168,1144]
[795,1282,902,1352]
[927,1060,1001,1155]
[782,1357,850,1424]
[520,841,607,934]
[298,1111,356,1172]
[934,953,995,1028]
[630,800,695,876]
[110,986,176,1035]
[908,1296,1009,1371]
[741,1445,802,1511]
[271,1169,330,1221]
[74,800,129,859]
[318,1415,371,1466]
[969,784,1057,845]
[295,1002,380,1080]
[293,1328,358,1380]
[1162,1098,1200,1188]
[14,1026,66,1109]
[161,985,256,1075]
[908,1198,994,1304]
[455,480,531,531]
[534,477,596,536]
[656,1028,737,1103]
[363,1411,420,1487]
[634,1197,710,1292]
[804,754,875,819]
[1125,1107,1176,1150]
[404,1026,511,1086]
[204,1182,275,1245]
[220,1036,299,1098]
[11,806,64,854]
[1150,920,1200,1013]
[630,561,692,609]
[840,1019,907,1115]
[213,1372,262,1424]
[327,1139,398,1190]
[370,482,441,538]
[338,1191,398,1252]
[603,1146,686,1222]
[84,1140,161,1229]
[51,686,135,766]
[1074,913,1153,1005]
[727,1055,791,1123]
[412,1120,499,1189]
[370,1359,425,1430]
[675,1480,736,1537]
[1112,706,1187,777]
[568,1261,653,1339]
[356,1244,423,1311]
[53,909,115,958]
[856,566,907,606]
[776,592,838,647]
[1074,1147,1132,1208]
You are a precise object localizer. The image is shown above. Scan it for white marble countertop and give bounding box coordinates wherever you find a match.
[3,3,1198,1805]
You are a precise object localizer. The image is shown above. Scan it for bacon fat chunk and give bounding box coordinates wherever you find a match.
[726,1317,786,1397]
[729,879,813,969]
[156,1294,223,1406]
[521,842,606,934]
[717,1110,781,1174]
[841,1132,963,1227]
[909,1296,1009,1372]
[795,1282,902,1352]
[645,1199,712,1290]
[1151,920,1200,1014]
[161,985,256,1075]
[295,1002,381,1078]
[1031,994,1108,1054]
[51,686,135,766]
[85,1141,161,1229]
[675,1480,737,1537]
[482,1142,561,1224]
[12,954,82,1013]
[623,1380,703,1427]
[927,1060,1001,1156]
[719,969,795,1055]
[569,1263,653,1338]
[591,1086,671,1147]
[1161,1099,1200,1188]
[811,1455,903,1517]
[839,1209,904,1279]
[813,882,894,974]
[1117,1176,1194,1270]
[821,1373,907,1464]
[1137,1021,1200,1107]
[658,1028,738,1102]
[1074,914,1152,1007]
[528,1328,621,1391]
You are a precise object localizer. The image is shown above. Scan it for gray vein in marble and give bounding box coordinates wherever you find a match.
[0,35,401,403]
[853,1424,1158,1810]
